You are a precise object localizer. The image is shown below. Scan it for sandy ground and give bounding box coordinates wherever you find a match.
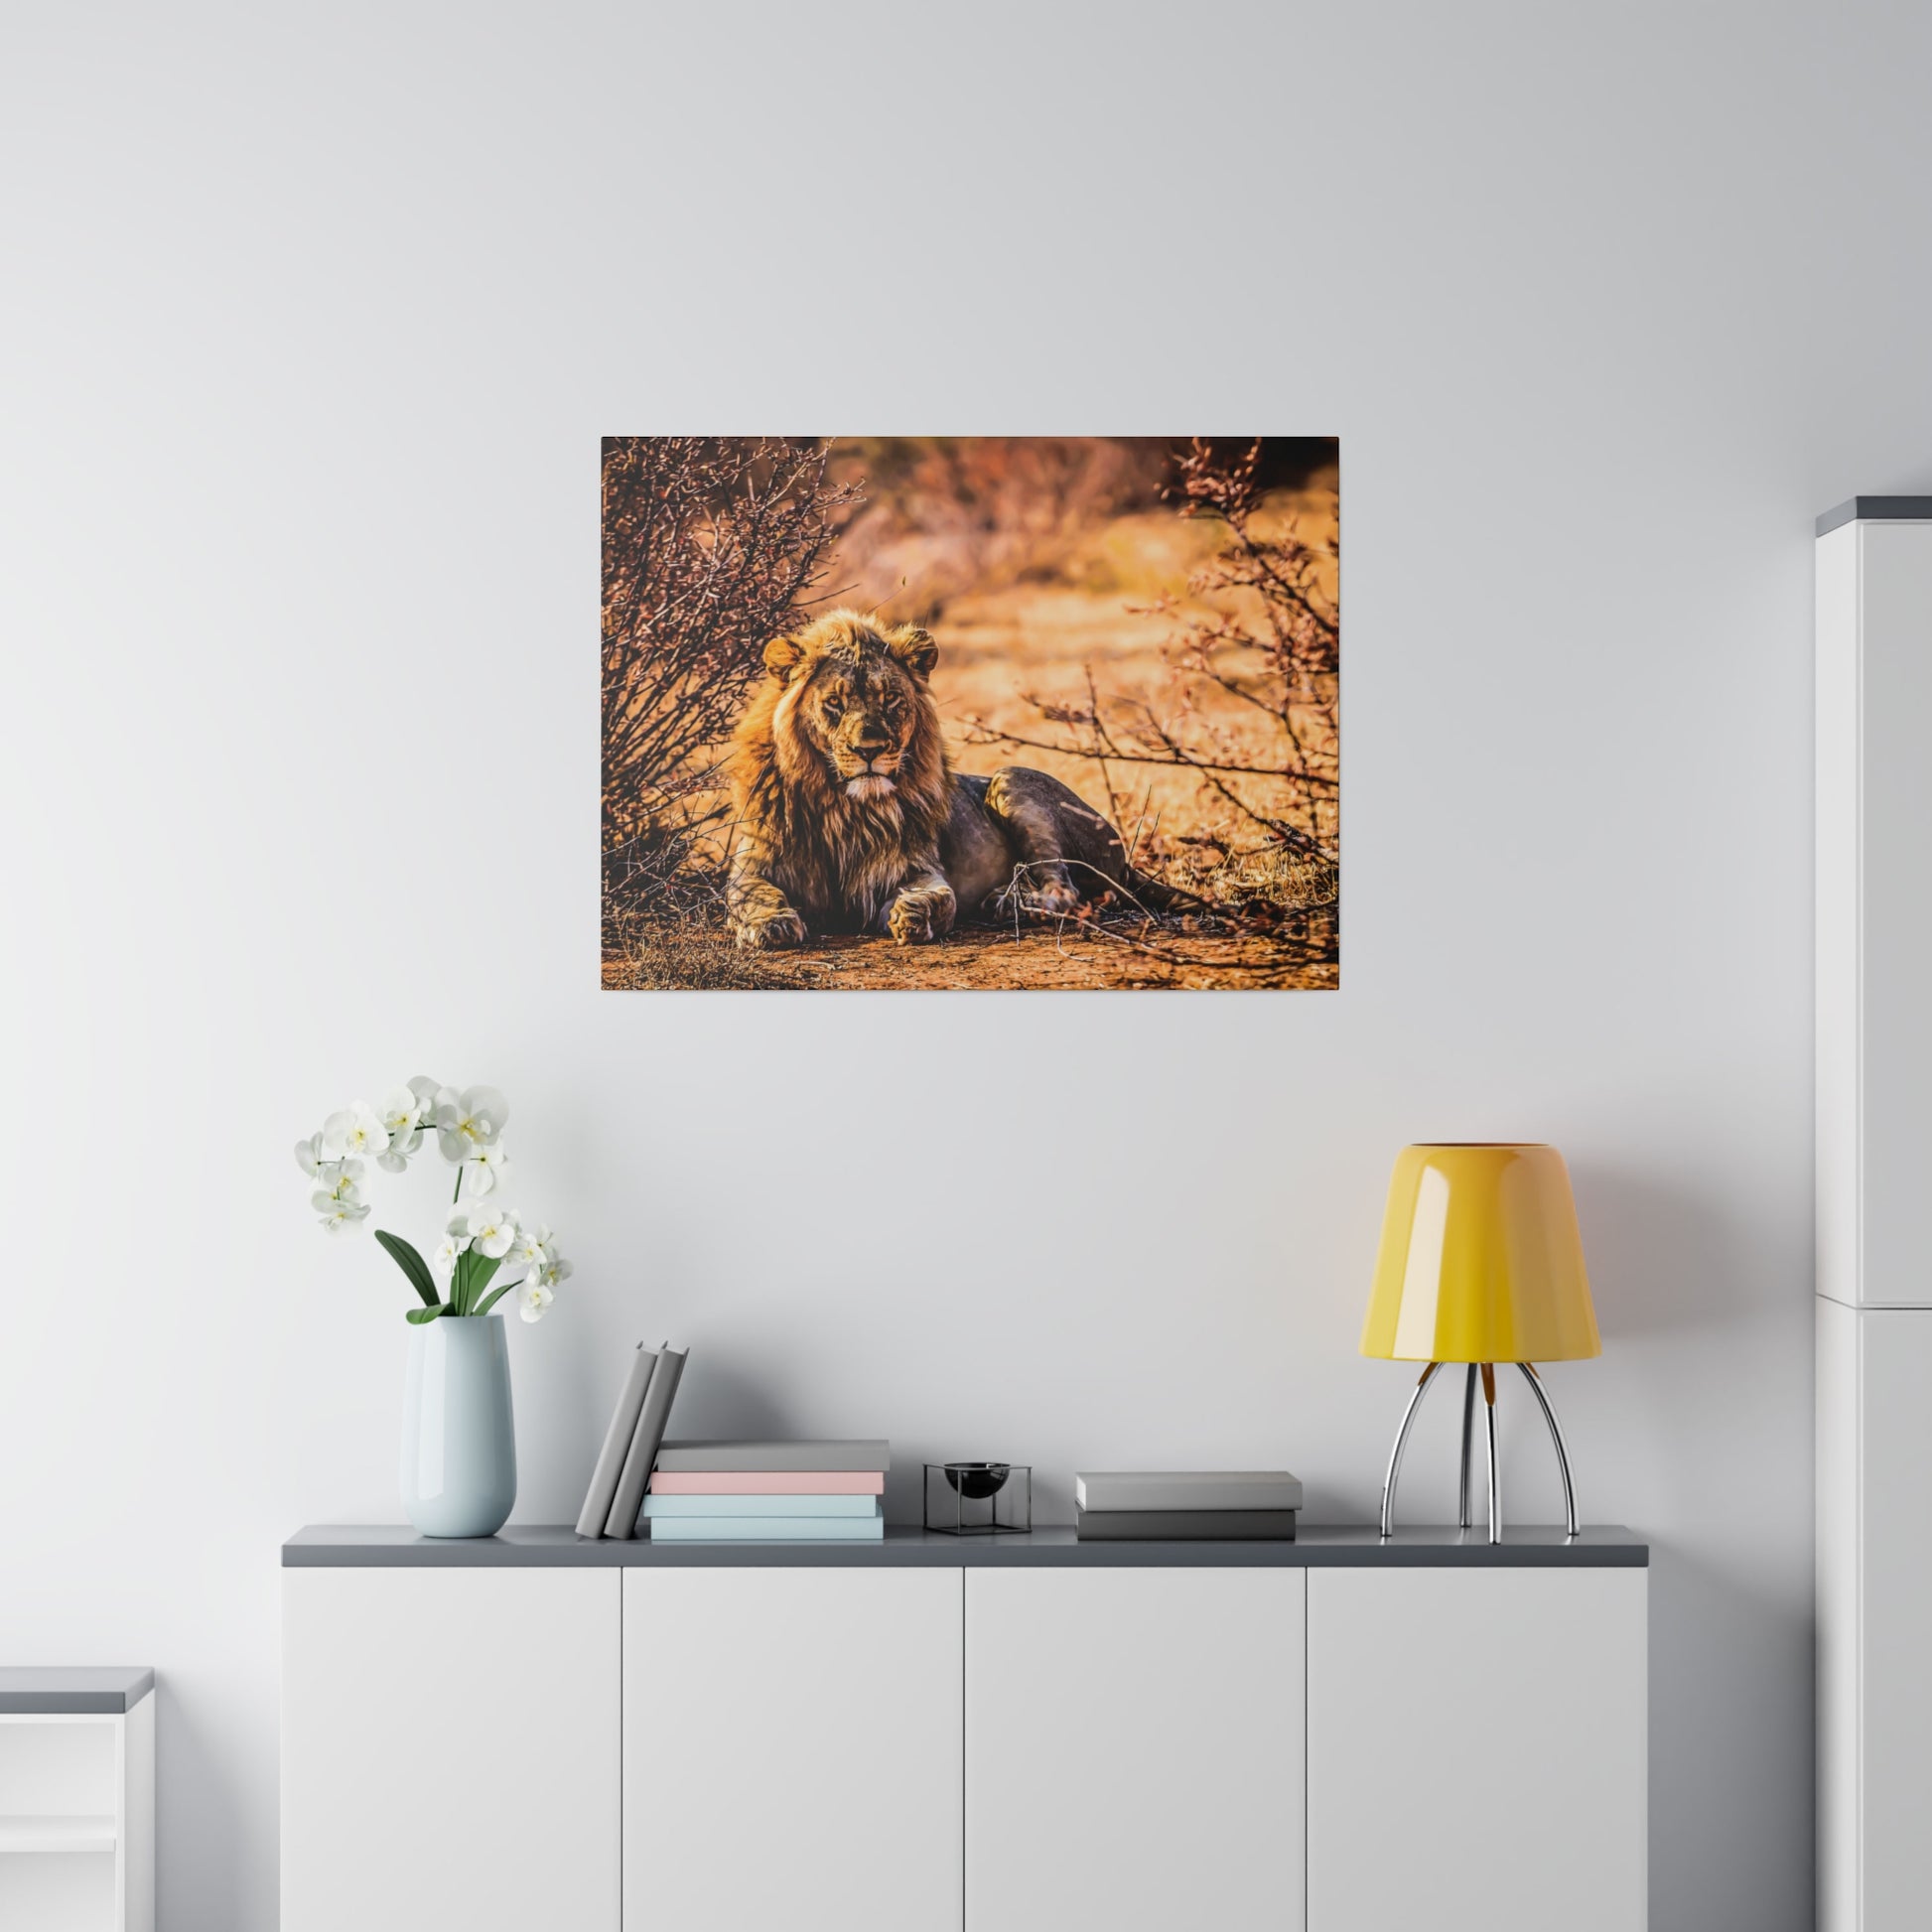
[603,914,1338,993]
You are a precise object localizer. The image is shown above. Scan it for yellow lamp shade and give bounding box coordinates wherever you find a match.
[1361,1144,1599,1364]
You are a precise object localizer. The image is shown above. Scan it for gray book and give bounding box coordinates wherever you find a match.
[575,1343,657,1539]
[653,1439,890,1473]
[1075,1470,1305,1513]
[605,1344,688,1539]
[1075,1507,1298,1541]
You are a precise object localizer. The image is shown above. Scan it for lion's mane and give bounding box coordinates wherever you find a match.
[728,612,953,936]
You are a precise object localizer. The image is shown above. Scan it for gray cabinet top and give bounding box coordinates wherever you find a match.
[1817,496,1932,536]
[0,1667,154,1714]
[285,1524,1646,1569]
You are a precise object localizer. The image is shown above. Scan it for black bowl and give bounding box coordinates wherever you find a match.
[942,1461,1011,1500]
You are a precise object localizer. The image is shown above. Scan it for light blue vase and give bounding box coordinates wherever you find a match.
[401,1315,517,1538]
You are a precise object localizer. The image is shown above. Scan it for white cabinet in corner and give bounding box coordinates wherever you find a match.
[1816,502,1932,1932]
[1307,1568,1646,1932]
[965,1568,1307,1932]
[621,1567,962,1932]
[0,1670,154,1932]
[281,1569,621,1932]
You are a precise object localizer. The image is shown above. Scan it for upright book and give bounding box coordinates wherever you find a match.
[575,1342,657,1539]
[604,1343,689,1539]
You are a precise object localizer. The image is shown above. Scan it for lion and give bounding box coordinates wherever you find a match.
[726,610,1175,949]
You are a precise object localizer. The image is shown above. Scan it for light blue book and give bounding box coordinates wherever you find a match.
[640,1493,883,1519]
[647,1515,887,1543]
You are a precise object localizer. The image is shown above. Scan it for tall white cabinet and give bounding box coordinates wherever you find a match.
[1815,498,1932,1932]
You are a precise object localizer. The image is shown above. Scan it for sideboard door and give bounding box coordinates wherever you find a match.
[622,1567,962,1932]
[965,1567,1307,1932]
[1307,1567,1646,1932]
[282,1567,621,1932]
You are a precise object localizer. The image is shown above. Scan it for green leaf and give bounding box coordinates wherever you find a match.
[473,1280,515,1318]
[374,1229,440,1309]
[465,1253,503,1312]
[404,1304,447,1325]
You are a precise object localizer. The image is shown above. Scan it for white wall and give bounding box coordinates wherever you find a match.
[4,4,1928,1926]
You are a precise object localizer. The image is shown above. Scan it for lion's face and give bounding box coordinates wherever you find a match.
[764,615,940,805]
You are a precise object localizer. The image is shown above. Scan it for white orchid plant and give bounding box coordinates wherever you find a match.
[295,1078,571,1325]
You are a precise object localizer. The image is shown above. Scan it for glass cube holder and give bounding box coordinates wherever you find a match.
[924,1462,1032,1535]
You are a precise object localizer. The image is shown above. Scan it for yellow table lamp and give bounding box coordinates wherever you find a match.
[1363,1144,1598,1543]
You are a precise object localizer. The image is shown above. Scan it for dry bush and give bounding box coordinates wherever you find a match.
[963,438,1339,928]
[602,438,860,944]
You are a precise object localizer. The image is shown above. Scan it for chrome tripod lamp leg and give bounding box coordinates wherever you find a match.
[1480,1361,1501,1544]
[1378,1361,1442,1539]
[1518,1362,1580,1537]
[1457,1365,1477,1530]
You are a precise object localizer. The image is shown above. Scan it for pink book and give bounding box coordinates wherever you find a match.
[647,1469,886,1495]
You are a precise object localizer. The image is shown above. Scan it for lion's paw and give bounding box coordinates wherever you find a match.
[736,908,808,951]
[1030,879,1082,918]
[889,891,953,946]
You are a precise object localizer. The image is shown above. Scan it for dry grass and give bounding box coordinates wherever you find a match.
[603,918,1338,993]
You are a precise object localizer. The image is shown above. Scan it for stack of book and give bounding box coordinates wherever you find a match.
[642,1441,889,1543]
[1073,1470,1303,1540]
[576,1341,690,1541]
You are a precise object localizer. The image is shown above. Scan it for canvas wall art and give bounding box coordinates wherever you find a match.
[601,437,1338,990]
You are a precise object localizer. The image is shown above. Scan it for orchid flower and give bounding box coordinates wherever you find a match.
[530,1252,573,1293]
[509,1221,553,1270]
[460,1143,513,1198]
[435,1086,507,1163]
[315,1159,365,1202]
[434,1212,474,1278]
[314,1189,370,1235]
[321,1101,389,1164]
[465,1205,518,1261]
[374,1087,427,1172]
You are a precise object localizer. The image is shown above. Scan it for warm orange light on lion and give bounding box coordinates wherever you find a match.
[726,611,1173,950]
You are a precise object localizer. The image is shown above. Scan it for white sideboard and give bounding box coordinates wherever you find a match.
[1815,499,1932,1932]
[283,1525,1647,1932]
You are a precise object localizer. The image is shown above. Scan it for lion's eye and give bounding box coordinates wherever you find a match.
[823,698,844,721]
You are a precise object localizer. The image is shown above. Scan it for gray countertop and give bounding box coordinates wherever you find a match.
[286,1524,1646,1569]
[1817,495,1932,535]
[0,1667,154,1714]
